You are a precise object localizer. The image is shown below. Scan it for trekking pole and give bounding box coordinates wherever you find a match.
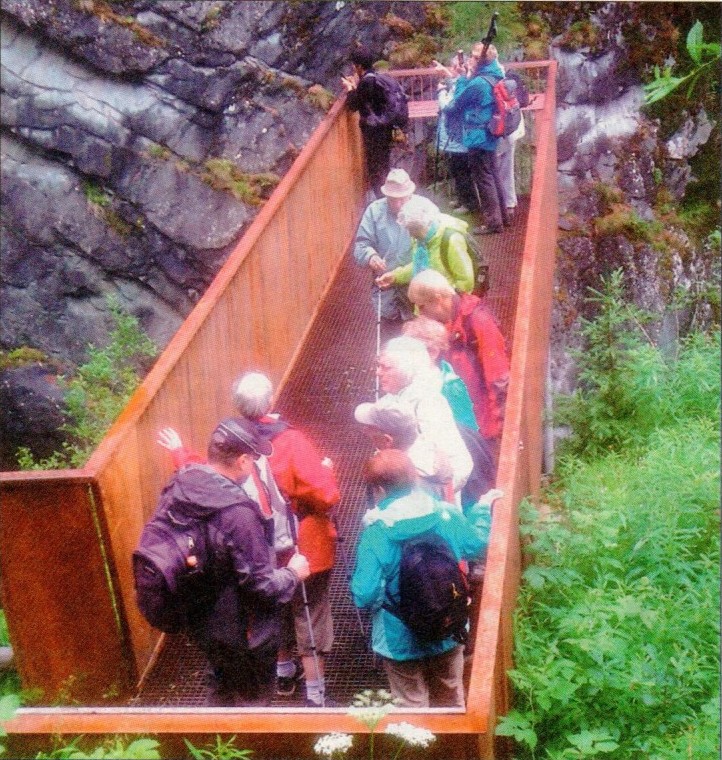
[480,12,499,62]
[375,288,382,401]
[331,514,367,643]
[285,504,324,706]
[433,117,441,193]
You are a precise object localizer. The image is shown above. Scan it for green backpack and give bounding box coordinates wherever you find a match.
[439,228,489,297]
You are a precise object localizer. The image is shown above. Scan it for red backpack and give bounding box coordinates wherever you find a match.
[482,75,522,138]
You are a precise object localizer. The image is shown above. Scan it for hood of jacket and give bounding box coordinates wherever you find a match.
[476,58,504,81]
[362,487,457,539]
[435,213,468,238]
[167,463,252,520]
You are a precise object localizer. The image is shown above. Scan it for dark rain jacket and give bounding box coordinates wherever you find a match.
[168,464,299,652]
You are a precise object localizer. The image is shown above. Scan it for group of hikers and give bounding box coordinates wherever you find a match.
[133,38,516,711]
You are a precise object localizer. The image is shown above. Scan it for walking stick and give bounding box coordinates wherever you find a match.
[480,12,499,62]
[433,117,442,193]
[285,504,324,706]
[375,288,382,401]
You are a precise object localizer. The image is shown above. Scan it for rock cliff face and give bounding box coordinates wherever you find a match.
[546,2,719,395]
[1,0,432,365]
[1,1,718,467]
[0,0,433,466]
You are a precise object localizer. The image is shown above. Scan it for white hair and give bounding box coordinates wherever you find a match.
[232,371,273,420]
[381,336,433,385]
[397,196,439,232]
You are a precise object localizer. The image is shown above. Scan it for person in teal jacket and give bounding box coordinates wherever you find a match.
[351,449,497,708]
[375,197,475,295]
[443,44,510,234]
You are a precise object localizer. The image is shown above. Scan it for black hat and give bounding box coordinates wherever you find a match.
[211,417,272,457]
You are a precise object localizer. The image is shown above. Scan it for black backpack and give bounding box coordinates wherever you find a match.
[457,423,496,508]
[133,476,217,634]
[506,71,531,108]
[440,228,490,297]
[364,72,409,129]
[388,533,470,643]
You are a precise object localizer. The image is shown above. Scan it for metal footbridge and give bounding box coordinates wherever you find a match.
[0,61,557,759]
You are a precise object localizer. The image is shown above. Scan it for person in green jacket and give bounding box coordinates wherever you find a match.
[351,449,499,708]
[375,197,475,295]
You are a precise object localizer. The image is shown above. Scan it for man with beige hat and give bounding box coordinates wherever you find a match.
[353,168,439,341]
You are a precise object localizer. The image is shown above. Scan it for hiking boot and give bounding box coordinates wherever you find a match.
[276,661,304,696]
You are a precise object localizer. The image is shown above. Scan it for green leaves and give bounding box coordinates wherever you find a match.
[644,20,720,104]
[686,20,704,65]
[506,314,720,757]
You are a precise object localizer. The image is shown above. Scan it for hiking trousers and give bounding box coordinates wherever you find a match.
[381,644,465,708]
[468,148,509,230]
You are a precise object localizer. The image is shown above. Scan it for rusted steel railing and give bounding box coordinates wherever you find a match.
[0,94,366,702]
[3,61,557,760]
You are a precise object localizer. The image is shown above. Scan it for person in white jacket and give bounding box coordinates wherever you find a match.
[374,335,472,505]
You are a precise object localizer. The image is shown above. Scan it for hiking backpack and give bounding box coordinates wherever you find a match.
[364,72,409,130]
[389,533,470,643]
[440,228,490,297]
[506,71,531,108]
[481,74,522,138]
[457,422,496,508]
[133,478,215,634]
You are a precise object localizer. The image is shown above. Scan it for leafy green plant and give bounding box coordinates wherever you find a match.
[16,295,157,470]
[184,735,253,760]
[35,736,160,759]
[502,274,720,757]
[645,20,721,104]
[0,693,20,757]
[555,270,660,457]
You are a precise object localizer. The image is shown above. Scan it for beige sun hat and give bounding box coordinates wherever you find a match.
[380,168,416,198]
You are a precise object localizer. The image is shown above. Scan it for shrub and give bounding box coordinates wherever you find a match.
[16,296,157,470]
[501,273,721,757]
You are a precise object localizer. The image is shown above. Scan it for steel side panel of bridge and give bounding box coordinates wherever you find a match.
[2,62,557,759]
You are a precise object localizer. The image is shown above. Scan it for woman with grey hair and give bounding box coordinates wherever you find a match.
[375,196,475,295]
[376,335,472,505]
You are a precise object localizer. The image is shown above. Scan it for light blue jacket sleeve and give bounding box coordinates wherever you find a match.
[353,204,379,267]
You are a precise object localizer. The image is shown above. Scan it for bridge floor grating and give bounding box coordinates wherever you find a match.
[133,196,528,707]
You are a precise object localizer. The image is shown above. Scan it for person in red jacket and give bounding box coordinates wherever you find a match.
[231,371,340,706]
[158,372,340,707]
[407,269,509,453]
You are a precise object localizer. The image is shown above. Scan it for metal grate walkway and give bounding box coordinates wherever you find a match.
[133,196,528,707]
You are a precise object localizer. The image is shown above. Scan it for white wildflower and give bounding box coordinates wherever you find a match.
[314,732,353,757]
[385,722,436,748]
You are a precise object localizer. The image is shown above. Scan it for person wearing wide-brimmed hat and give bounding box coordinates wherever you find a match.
[353,168,439,342]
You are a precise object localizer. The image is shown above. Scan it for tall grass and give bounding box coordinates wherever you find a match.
[498,274,720,758]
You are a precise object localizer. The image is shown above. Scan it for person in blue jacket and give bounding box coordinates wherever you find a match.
[443,43,510,235]
[350,449,498,708]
